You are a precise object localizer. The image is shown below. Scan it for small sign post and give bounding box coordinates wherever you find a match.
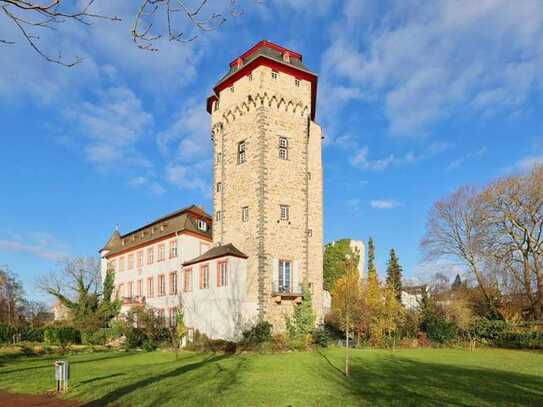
[54,360,69,392]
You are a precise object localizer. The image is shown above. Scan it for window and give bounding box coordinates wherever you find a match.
[217,152,222,163]
[229,86,235,93]
[158,274,166,296]
[216,182,222,192]
[217,261,228,287]
[198,219,207,231]
[238,140,246,164]
[214,100,220,111]
[157,309,165,327]
[295,78,300,87]
[216,211,222,221]
[283,51,290,62]
[119,256,125,272]
[122,239,126,246]
[147,247,154,264]
[127,253,134,270]
[242,206,249,222]
[168,308,176,327]
[248,73,253,81]
[271,70,278,79]
[137,279,142,297]
[308,229,313,237]
[280,205,289,221]
[137,250,143,268]
[279,137,288,160]
[127,281,133,298]
[169,240,177,258]
[184,269,192,292]
[278,260,292,292]
[307,172,312,180]
[200,264,210,289]
[117,284,124,299]
[169,272,178,295]
[147,277,154,298]
[158,244,165,261]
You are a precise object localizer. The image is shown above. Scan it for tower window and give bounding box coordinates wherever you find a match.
[242,206,249,222]
[217,152,222,163]
[216,182,222,192]
[238,140,246,164]
[216,211,222,221]
[295,79,300,87]
[271,70,278,80]
[280,205,289,221]
[279,137,288,160]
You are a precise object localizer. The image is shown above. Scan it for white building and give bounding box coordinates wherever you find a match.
[100,206,213,326]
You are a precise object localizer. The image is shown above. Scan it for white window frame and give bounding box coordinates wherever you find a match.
[295,78,300,87]
[279,137,288,160]
[238,140,246,164]
[198,219,207,231]
[278,260,292,292]
[271,70,278,80]
[241,206,249,222]
[280,205,289,221]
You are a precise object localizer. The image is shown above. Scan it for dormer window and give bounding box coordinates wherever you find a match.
[283,51,290,63]
[160,224,165,232]
[271,70,278,80]
[198,219,207,231]
[236,58,243,69]
[132,235,136,242]
[122,239,126,246]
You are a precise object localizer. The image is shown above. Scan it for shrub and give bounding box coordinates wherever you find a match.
[0,324,16,343]
[270,333,289,352]
[312,326,330,347]
[142,339,158,352]
[207,339,237,353]
[124,327,146,349]
[494,331,543,350]
[472,318,510,341]
[44,326,81,349]
[241,321,273,345]
[423,316,458,344]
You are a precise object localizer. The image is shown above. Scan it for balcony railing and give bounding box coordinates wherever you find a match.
[272,281,303,296]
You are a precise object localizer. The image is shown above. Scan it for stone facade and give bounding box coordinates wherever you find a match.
[209,42,324,329]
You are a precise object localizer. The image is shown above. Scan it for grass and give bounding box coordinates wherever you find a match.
[1,347,542,406]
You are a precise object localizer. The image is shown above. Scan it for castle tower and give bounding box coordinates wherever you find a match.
[207,41,324,327]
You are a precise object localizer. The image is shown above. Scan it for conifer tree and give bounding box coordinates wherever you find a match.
[367,237,377,278]
[385,249,403,302]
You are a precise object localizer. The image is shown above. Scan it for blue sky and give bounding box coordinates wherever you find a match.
[1,0,543,301]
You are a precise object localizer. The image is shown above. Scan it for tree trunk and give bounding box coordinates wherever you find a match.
[345,323,350,376]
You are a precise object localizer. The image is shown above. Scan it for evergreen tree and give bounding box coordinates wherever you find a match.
[367,237,377,278]
[385,249,403,302]
[451,274,463,290]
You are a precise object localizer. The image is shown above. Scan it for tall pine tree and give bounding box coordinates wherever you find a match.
[385,249,403,302]
[367,237,377,278]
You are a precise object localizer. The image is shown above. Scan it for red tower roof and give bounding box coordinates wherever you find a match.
[207,40,318,120]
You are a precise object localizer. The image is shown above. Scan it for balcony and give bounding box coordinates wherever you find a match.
[272,282,303,303]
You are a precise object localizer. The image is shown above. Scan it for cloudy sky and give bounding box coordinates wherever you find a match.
[1,0,542,299]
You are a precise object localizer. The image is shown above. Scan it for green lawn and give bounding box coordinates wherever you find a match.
[1,347,542,406]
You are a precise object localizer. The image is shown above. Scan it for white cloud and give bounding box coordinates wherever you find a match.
[370,200,402,209]
[507,154,543,174]
[0,233,68,262]
[350,142,451,171]
[166,164,209,193]
[63,86,153,168]
[322,0,543,135]
[446,147,488,171]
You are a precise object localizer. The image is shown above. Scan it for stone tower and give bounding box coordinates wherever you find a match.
[206,41,323,327]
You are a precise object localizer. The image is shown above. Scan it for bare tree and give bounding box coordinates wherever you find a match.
[421,186,501,317]
[0,265,25,325]
[480,165,543,319]
[1,0,253,66]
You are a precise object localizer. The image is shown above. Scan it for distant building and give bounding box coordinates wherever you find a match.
[52,300,69,321]
[401,285,427,309]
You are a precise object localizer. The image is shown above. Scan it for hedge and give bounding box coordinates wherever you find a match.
[0,324,44,343]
